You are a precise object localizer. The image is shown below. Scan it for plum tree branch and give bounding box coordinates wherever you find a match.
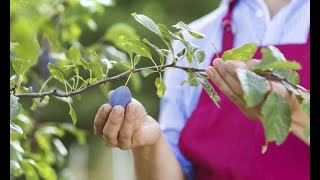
[13,63,308,99]
[14,63,206,98]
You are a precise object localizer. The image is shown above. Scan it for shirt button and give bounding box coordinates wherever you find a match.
[256,9,264,18]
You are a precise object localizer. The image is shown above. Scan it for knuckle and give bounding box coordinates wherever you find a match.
[118,143,130,150]
[119,130,131,140]
[103,130,116,140]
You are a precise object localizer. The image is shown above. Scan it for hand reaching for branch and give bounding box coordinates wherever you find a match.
[206,58,310,145]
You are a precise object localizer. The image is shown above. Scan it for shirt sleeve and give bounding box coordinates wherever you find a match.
[158,41,195,180]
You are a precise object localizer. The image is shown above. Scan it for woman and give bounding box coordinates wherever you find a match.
[93,0,310,179]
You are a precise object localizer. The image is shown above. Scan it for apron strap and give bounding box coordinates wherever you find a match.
[222,0,237,51]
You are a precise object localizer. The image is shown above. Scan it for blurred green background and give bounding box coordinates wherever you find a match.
[11,0,221,179]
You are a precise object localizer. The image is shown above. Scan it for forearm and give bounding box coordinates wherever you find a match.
[132,132,185,180]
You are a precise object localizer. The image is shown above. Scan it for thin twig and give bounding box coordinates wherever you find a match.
[14,64,206,98]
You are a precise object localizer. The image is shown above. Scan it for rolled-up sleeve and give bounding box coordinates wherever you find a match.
[158,42,194,180]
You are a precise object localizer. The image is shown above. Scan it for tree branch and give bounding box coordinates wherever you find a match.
[14,63,206,98]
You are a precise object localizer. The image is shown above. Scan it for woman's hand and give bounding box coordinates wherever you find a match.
[206,58,309,145]
[94,91,161,150]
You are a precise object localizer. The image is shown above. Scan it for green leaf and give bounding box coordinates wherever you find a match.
[79,58,91,70]
[194,50,205,63]
[10,75,18,89]
[172,21,205,39]
[301,98,310,138]
[221,43,258,61]
[199,78,221,108]
[120,36,152,58]
[180,80,187,86]
[186,51,193,64]
[253,61,301,70]
[155,77,166,97]
[12,58,32,75]
[105,23,140,50]
[187,72,199,86]
[12,39,40,64]
[10,160,22,176]
[287,71,300,85]
[134,55,141,67]
[10,95,22,121]
[281,81,300,97]
[10,122,23,134]
[76,94,81,101]
[48,63,66,83]
[142,38,166,64]
[53,138,68,156]
[60,123,87,144]
[157,23,180,41]
[38,126,65,137]
[261,45,286,62]
[33,161,57,180]
[177,48,186,57]
[65,46,81,65]
[261,92,291,145]
[140,69,155,77]
[20,160,40,180]
[131,13,162,36]
[68,103,77,124]
[236,68,268,107]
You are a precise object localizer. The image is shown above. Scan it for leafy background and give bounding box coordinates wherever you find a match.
[11,0,221,179]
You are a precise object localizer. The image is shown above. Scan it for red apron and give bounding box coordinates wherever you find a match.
[178,0,310,179]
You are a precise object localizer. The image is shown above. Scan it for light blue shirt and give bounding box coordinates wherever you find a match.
[158,0,310,179]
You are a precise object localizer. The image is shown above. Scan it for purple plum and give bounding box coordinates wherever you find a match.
[109,86,132,108]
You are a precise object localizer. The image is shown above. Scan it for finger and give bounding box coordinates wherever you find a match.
[103,105,124,146]
[94,104,112,137]
[213,60,244,96]
[244,59,260,68]
[117,103,137,150]
[206,66,244,106]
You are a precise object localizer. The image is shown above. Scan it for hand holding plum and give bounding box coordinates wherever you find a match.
[94,87,160,150]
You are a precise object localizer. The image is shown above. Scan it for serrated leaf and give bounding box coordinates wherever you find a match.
[48,63,66,83]
[236,68,268,107]
[155,77,166,97]
[68,103,77,124]
[301,98,310,138]
[131,13,162,36]
[65,46,81,65]
[221,43,258,61]
[10,95,22,121]
[20,160,40,180]
[134,55,141,67]
[17,86,33,93]
[261,92,291,145]
[10,122,23,134]
[140,69,155,77]
[172,21,205,39]
[194,50,205,63]
[157,23,180,41]
[187,72,199,86]
[120,36,152,58]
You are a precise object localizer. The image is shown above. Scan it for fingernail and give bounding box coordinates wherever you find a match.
[114,106,123,116]
[128,104,135,114]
